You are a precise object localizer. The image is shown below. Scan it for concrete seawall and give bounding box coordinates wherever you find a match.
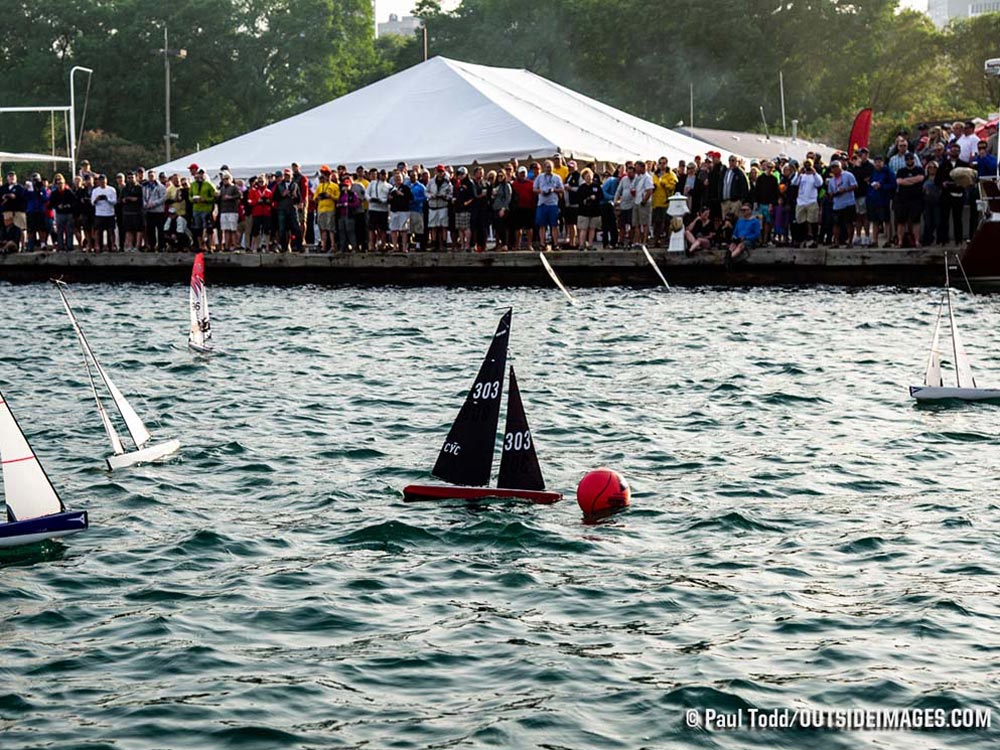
[0,247,956,287]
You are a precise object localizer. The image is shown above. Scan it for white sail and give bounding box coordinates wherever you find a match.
[56,282,151,451]
[56,282,126,454]
[946,288,977,389]
[0,392,63,521]
[189,252,212,350]
[93,362,152,449]
[924,299,944,388]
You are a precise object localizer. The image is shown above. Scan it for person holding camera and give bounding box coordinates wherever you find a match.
[826,161,858,248]
[790,159,823,247]
[90,174,118,252]
[533,159,565,250]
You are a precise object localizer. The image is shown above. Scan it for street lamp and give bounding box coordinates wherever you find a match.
[153,27,186,162]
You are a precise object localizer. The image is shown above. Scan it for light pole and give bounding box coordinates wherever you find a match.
[69,66,93,176]
[154,27,186,162]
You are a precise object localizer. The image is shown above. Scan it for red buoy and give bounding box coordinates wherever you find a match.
[576,468,630,519]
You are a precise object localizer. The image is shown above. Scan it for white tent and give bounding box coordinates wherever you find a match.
[156,57,732,177]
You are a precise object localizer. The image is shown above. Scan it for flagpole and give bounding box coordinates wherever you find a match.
[780,71,787,135]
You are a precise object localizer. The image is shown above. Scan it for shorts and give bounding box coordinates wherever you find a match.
[389,211,409,232]
[795,202,819,224]
[855,197,867,216]
[563,206,578,224]
[896,200,922,225]
[219,212,238,231]
[455,211,471,230]
[834,206,856,224]
[632,203,652,227]
[736,239,757,251]
[409,211,425,233]
[27,212,47,233]
[428,207,448,228]
[535,204,559,227]
[123,213,143,232]
[515,207,534,230]
[4,212,26,231]
[757,204,773,224]
[190,211,213,231]
[578,214,600,231]
[95,215,116,233]
[317,212,336,231]
[868,204,890,223]
[721,200,741,218]
[652,206,668,231]
[368,210,388,231]
[78,213,94,231]
[250,215,270,237]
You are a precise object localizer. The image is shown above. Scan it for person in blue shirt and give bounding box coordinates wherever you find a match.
[409,173,427,251]
[601,166,621,248]
[866,154,895,248]
[973,140,998,178]
[726,203,761,268]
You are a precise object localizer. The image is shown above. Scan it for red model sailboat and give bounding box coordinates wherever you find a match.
[403,309,562,504]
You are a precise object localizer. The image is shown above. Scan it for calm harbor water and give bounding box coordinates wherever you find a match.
[1,282,998,749]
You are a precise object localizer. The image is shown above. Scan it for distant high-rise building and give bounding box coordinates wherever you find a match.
[378,14,423,38]
[928,0,1000,26]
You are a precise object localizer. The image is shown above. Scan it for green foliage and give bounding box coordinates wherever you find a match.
[5,0,1000,170]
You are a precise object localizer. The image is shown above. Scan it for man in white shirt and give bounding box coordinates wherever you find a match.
[790,160,823,248]
[630,160,655,246]
[90,174,117,252]
[613,164,638,247]
[957,121,981,164]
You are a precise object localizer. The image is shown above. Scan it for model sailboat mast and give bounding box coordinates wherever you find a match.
[54,281,181,470]
[909,255,1000,401]
[404,308,562,503]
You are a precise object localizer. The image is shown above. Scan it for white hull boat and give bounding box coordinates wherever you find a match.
[55,281,180,470]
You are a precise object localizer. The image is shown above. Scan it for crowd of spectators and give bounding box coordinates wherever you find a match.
[1,119,996,257]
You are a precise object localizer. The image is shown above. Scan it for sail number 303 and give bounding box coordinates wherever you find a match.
[472,380,501,400]
[504,430,531,451]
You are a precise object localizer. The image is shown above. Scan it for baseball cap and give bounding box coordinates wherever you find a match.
[188,163,199,170]
[457,166,468,175]
[858,146,869,153]
[435,164,445,172]
[319,165,332,173]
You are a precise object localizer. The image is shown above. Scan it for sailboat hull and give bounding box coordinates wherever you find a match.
[909,385,1000,401]
[0,510,88,548]
[106,438,181,470]
[188,341,215,354]
[402,483,563,504]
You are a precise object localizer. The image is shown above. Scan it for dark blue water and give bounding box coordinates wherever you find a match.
[1,283,997,749]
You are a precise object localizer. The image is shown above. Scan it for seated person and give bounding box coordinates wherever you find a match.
[684,206,714,255]
[726,203,761,267]
[1,213,22,253]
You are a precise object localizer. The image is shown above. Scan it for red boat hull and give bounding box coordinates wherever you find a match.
[402,484,562,504]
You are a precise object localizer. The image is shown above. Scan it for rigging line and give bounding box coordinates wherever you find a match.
[953,251,974,295]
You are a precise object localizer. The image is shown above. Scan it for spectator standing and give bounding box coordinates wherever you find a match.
[49,174,78,251]
[335,176,360,252]
[490,169,512,251]
[576,168,602,250]
[91,174,117,252]
[24,173,50,251]
[791,160,823,247]
[189,169,217,251]
[452,167,475,251]
[313,166,339,252]
[365,169,390,251]
[651,157,677,246]
[630,160,654,246]
[894,152,924,247]
[143,169,167,251]
[387,171,412,253]
[247,176,273,252]
[936,143,969,244]
[563,160,581,248]
[533,160,565,249]
[613,164,638,246]
[217,171,242,251]
[921,162,942,246]
[752,161,779,245]
[849,148,874,246]
[410,170,428,251]
[600,166,621,248]
[867,155,895,248]
[720,155,749,219]
[826,161,858,248]
[426,165,453,251]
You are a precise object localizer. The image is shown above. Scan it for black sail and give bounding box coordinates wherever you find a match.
[431,309,511,486]
[497,366,546,491]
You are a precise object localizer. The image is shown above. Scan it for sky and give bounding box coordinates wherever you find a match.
[375,0,927,22]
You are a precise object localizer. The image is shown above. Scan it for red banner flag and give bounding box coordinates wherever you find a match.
[847,108,873,157]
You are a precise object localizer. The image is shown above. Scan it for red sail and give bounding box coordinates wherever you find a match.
[847,109,873,157]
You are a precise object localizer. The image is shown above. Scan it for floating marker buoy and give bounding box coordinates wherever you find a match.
[577,468,630,519]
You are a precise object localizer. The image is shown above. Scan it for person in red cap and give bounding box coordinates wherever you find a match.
[188,163,199,179]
